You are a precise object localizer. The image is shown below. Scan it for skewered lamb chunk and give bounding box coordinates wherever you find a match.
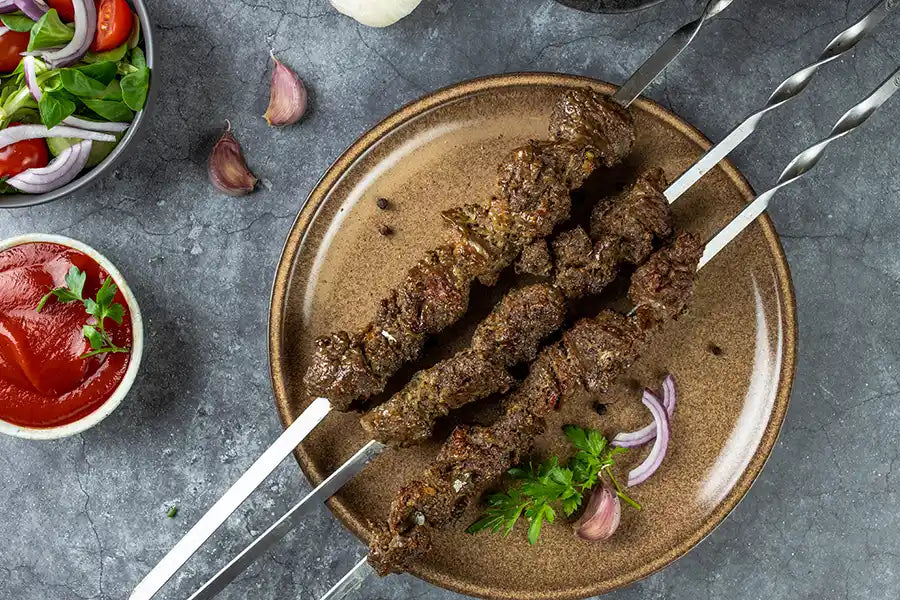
[303,90,635,411]
[361,169,672,447]
[368,232,704,576]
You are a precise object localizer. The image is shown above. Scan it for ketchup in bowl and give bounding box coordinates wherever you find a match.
[0,241,134,429]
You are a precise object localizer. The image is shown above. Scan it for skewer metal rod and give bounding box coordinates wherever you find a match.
[699,64,900,269]
[665,0,897,204]
[611,0,734,107]
[186,440,386,600]
[320,556,375,600]
[128,397,332,600]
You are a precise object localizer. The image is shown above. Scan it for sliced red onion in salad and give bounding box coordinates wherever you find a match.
[35,0,96,67]
[7,139,92,193]
[0,0,17,14]
[0,124,115,149]
[23,56,131,133]
[13,0,47,20]
[612,375,676,448]
[625,389,670,487]
[0,26,8,36]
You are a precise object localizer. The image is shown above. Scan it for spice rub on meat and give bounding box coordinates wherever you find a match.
[303,90,635,411]
[368,232,703,576]
[361,169,673,447]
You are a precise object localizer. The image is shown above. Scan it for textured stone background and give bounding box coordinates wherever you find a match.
[1,0,899,599]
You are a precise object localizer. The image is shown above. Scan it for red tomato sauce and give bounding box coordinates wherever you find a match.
[0,242,133,428]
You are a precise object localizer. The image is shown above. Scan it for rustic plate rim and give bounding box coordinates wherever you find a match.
[268,72,797,600]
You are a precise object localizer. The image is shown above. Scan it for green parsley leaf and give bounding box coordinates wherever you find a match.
[33,267,130,358]
[95,276,117,307]
[64,265,86,299]
[166,506,178,518]
[82,325,104,350]
[469,426,633,544]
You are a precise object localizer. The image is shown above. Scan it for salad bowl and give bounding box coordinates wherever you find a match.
[0,0,156,209]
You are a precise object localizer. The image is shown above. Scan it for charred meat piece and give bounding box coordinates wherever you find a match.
[367,233,702,576]
[304,89,635,409]
[551,227,620,300]
[515,239,553,277]
[361,284,567,446]
[361,169,674,446]
[550,89,636,167]
[590,167,672,264]
[630,232,703,329]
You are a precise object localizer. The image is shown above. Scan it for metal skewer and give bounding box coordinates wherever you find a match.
[313,61,900,600]
[665,0,897,203]
[128,4,735,600]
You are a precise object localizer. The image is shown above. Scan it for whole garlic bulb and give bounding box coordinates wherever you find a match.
[330,0,423,27]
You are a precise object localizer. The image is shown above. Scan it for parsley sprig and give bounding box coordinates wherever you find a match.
[36,266,130,359]
[467,425,639,544]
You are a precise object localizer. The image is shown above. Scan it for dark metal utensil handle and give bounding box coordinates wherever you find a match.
[612,0,735,107]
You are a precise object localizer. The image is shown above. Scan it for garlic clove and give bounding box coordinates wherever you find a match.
[208,121,258,197]
[329,0,423,27]
[573,481,621,541]
[264,53,308,127]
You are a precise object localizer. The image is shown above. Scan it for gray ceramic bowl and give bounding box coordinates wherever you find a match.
[554,0,666,13]
[0,0,157,209]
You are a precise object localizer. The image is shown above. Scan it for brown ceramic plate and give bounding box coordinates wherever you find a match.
[269,73,796,600]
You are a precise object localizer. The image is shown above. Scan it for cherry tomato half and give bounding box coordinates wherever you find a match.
[0,30,30,73]
[91,0,133,53]
[46,0,76,22]
[0,124,50,179]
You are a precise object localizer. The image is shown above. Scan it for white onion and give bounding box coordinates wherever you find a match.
[0,124,115,149]
[7,140,92,193]
[329,0,422,27]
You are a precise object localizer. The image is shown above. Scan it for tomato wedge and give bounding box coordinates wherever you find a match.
[0,124,50,179]
[46,0,77,22]
[0,30,30,73]
[91,0,133,53]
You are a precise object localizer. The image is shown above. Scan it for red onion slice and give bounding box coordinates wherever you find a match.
[612,375,677,448]
[14,0,46,20]
[37,0,95,67]
[23,55,42,100]
[0,26,8,36]
[626,391,670,487]
[7,139,91,193]
[0,124,115,149]
[0,0,17,14]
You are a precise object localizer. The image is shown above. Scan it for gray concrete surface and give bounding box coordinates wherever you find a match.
[1,0,898,598]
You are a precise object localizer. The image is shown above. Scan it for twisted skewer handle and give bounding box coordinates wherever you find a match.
[665,0,898,203]
[612,0,734,107]
[699,65,900,270]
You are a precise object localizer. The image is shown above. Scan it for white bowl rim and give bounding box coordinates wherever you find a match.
[0,233,144,440]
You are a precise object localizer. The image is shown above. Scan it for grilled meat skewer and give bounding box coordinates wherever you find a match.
[303,90,635,411]
[368,232,703,576]
[361,169,672,447]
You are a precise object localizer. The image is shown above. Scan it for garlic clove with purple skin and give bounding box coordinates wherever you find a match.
[208,121,258,197]
[573,481,621,541]
[264,53,307,127]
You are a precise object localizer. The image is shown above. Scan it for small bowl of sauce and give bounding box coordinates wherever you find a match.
[0,234,143,439]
